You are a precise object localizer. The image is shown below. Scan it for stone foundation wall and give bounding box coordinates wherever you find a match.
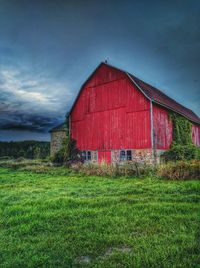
[50,131,66,157]
[132,149,154,164]
[111,150,120,163]
[81,149,166,164]
[154,149,166,164]
[111,149,154,164]
[111,149,166,164]
[91,151,98,162]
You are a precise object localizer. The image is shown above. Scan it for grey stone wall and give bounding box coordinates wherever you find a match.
[80,149,166,164]
[91,151,98,162]
[111,150,120,163]
[154,149,166,164]
[132,149,154,164]
[50,131,66,157]
[111,149,165,164]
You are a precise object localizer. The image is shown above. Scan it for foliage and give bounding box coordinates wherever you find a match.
[0,141,50,159]
[51,133,80,165]
[170,112,193,145]
[0,167,200,267]
[0,158,51,170]
[51,150,64,164]
[0,159,76,176]
[72,161,156,177]
[0,156,12,161]
[162,113,200,161]
[20,165,52,173]
[157,160,200,180]
[1,158,200,180]
[162,144,200,161]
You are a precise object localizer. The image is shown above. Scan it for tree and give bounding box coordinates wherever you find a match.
[33,147,41,159]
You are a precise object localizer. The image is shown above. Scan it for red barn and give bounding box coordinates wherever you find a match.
[69,62,200,163]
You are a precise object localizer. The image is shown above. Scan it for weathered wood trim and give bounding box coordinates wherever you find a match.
[69,115,71,136]
[150,101,156,160]
[126,72,152,101]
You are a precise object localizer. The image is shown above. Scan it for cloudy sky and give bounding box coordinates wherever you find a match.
[0,0,200,141]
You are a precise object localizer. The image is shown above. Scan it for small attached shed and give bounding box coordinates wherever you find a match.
[49,122,68,157]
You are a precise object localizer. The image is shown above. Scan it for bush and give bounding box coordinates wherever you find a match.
[0,156,12,161]
[157,160,200,180]
[162,144,200,162]
[51,134,80,165]
[51,150,64,165]
[71,161,155,177]
[20,165,53,173]
[15,157,26,162]
[0,158,51,170]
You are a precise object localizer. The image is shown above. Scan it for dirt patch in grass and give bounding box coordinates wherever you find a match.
[104,246,132,257]
[74,255,92,265]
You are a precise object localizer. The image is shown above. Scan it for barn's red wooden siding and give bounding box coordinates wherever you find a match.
[153,104,173,150]
[71,64,151,151]
[98,151,111,163]
[192,124,200,147]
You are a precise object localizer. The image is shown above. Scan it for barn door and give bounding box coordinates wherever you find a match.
[98,151,111,164]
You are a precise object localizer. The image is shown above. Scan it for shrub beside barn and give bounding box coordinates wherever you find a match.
[50,62,200,163]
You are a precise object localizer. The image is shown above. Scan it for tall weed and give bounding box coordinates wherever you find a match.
[157,160,200,180]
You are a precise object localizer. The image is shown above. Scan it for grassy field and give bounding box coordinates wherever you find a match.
[0,167,199,267]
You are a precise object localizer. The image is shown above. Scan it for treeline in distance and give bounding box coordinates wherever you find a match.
[0,141,50,159]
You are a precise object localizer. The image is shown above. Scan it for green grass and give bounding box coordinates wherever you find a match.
[0,167,199,267]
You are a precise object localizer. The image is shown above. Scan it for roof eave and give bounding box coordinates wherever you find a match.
[126,72,200,125]
[126,72,152,101]
[152,100,200,125]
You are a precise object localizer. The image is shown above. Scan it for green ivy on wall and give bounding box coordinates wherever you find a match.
[162,112,200,161]
[169,112,192,145]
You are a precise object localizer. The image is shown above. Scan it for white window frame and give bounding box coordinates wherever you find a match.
[120,150,132,161]
[82,151,91,161]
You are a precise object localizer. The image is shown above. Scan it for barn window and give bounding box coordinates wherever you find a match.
[120,150,126,161]
[82,151,91,161]
[87,151,91,160]
[120,150,132,161]
[127,150,132,160]
[82,151,86,160]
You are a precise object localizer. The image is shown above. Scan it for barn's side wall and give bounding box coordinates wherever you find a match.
[153,104,173,150]
[153,104,200,149]
[71,64,151,152]
[192,124,200,147]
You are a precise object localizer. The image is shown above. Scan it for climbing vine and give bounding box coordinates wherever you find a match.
[169,112,192,145]
[162,112,200,161]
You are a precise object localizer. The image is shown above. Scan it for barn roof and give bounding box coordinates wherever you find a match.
[128,73,200,125]
[69,62,200,125]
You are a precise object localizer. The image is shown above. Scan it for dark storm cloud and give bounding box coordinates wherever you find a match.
[0,0,199,140]
[0,64,72,137]
[0,114,60,132]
